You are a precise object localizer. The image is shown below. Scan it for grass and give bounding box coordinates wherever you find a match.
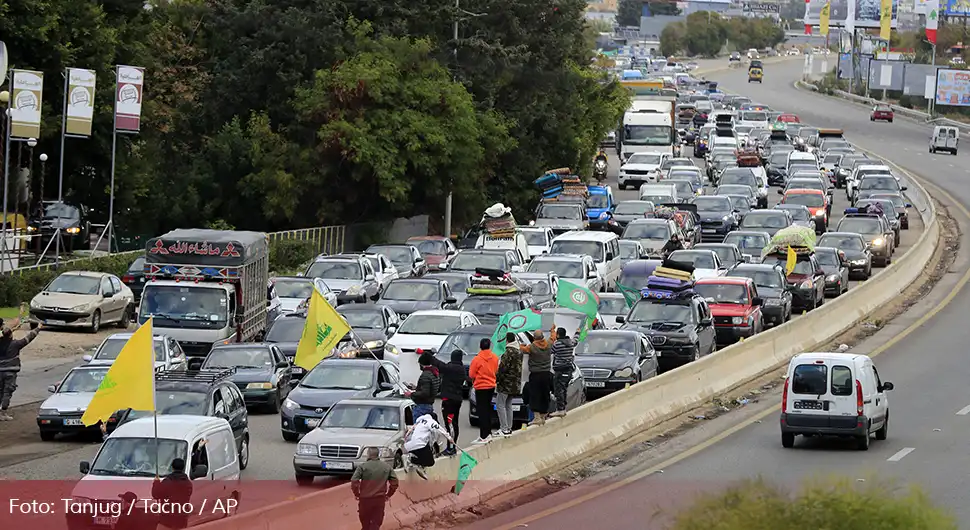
[0,306,22,319]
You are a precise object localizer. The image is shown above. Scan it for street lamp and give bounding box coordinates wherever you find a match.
[38,153,47,215]
[25,138,36,224]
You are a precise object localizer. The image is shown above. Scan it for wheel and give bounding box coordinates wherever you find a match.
[691,346,700,362]
[295,473,314,486]
[781,432,795,448]
[267,388,281,414]
[89,310,101,333]
[875,412,889,440]
[888,119,893,123]
[857,432,870,450]
[115,305,131,328]
[953,149,958,155]
[394,451,404,469]
[282,431,299,442]
[40,430,56,442]
[238,436,250,470]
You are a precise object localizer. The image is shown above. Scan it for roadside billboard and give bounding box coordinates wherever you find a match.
[935,68,970,106]
[804,0,898,28]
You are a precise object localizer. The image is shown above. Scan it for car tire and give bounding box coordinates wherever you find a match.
[930,147,935,153]
[89,310,101,334]
[875,412,889,441]
[692,346,700,362]
[295,473,314,486]
[282,431,299,442]
[268,389,281,414]
[39,430,56,442]
[888,119,893,123]
[857,432,870,451]
[781,432,795,448]
[238,436,250,470]
[115,304,132,329]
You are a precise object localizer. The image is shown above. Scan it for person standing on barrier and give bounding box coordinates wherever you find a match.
[521,328,554,426]
[469,338,498,444]
[0,320,41,421]
[429,349,469,456]
[495,332,523,436]
[550,327,576,418]
[351,447,399,530]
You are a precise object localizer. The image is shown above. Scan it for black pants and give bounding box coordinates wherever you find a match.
[441,398,461,449]
[357,496,386,530]
[0,371,17,410]
[528,371,553,414]
[553,370,571,412]
[409,444,435,467]
[475,388,495,439]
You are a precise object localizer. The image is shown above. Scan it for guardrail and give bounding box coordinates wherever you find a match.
[2,225,348,276]
[191,133,943,529]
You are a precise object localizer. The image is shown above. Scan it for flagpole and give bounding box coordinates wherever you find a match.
[151,318,159,478]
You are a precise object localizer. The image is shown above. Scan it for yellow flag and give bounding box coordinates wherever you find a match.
[294,288,350,371]
[785,246,797,276]
[880,0,892,41]
[820,2,831,36]
[81,318,156,426]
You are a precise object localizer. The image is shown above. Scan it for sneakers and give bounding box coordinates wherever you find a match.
[0,413,12,421]
[471,436,492,444]
[442,447,457,457]
[501,430,513,437]
[549,410,566,418]
[415,466,428,480]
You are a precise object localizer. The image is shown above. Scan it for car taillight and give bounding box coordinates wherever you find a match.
[781,377,789,413]
[122,275,134,283]
[856,380,864,415]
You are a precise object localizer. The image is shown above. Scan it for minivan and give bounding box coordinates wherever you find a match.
[780,352,894,450]
[638,183,680,205]
[548,231,622,291]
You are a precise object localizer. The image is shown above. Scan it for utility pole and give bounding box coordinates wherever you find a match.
[444,0,458,241]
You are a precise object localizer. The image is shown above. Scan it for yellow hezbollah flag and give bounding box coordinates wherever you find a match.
[82,318,156,426]
[880,0,892,41]
[294,288,350,371]
[785,246,797,276]
[820,1,831,35]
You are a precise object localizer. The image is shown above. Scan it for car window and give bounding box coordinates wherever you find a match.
[831,365,853,396]
[792,364,827,395]
[110,277,123,292]
[100,277,113,295]
[207,428,235,471]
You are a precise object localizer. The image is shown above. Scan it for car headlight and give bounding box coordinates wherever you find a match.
[722,215,733,221]
[872,238,885,246]
[283,398,299,411]
[599,212,610,220]
[345,284,363,296]
[363,340,385,350]
[731,316,744,325]
[38,408,59,415]
[364,446,394,458]
[799,280,814,289]
[71,303,91,311]
[613,367,634,378]
[66,227,81,235]
[27,226,37,232]
[764,298,781,305]
[247,382,272,389]
[297,443,317,455]
[826,274,839,282]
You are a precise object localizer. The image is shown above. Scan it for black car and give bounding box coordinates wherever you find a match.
[365,244,427,278]
[818,232,872,280]
[458,293,535,325]
[279,357,405,441]
[114,369,251,469]
[869,193,911,229]
[815,246,850,297]
[761,253,826,311]
[121,256,146,302]
[617,293,717,373]
[375,278,458,319]
[693,196,740,242]
[336,303,402,358]
[28,201,92,252]
[575,330,658,398]
[200,343,294,412]
[835,214,894,266]
[724,263,792,327]
[265,312,308,370]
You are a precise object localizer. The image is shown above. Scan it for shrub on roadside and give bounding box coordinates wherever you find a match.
[669,477,956,530]
[269,239,316,274]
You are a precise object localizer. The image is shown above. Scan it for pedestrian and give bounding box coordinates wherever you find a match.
[402,412,453,479]
[520,328,554,425]
[407,353,440,420]
[0,320,41,420]
[495,332,523,437]
[428,350,469,456]
[351,447,399,530]
[468,337,498,444]
[151,457,193,530]
[550,326,577,417]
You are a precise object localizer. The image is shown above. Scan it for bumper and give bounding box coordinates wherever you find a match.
[699,226,731,242]
[654,344,696,364]
[583,378,636,397]
[37,415,98,435]
[780,412,869,437]
[790,288,816,309]
[870,247,891,262]
[761,304,786,325]
[714,325,754,343]
[823,279,844,295]
[241,387,276,405]
[336,292,368,303]
[293,455,386,477]
[281,411,326,437]
[30,309,95,328]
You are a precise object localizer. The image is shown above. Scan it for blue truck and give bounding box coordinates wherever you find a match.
[586,185,622,233]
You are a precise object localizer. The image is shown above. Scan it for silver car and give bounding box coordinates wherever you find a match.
[272,276,338,312]
[527,254,601,292]
[304,254,381,304]
[83,332,188,372]
[292,398,444,485]
[37,365,111,441]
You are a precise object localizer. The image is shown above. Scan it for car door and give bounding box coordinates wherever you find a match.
[272,346,291,392]
[218,385,246,446]
[811,257,825,301]
[98,276,122,322]
[696,299,715,354]
[109,276,128,317]
[638,335,657,377]
[361,259,379,298]
[871,363,889,423]
[187,436,216,521]
[584,259,599,291]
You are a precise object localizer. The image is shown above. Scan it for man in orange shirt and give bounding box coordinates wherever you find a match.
[469,337,499,444]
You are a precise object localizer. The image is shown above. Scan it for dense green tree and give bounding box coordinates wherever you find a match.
[685,12,727,57]
[660,22,687,56]
[617,0,643,26]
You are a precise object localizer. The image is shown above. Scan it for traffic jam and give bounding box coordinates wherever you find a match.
[17,65,917,505]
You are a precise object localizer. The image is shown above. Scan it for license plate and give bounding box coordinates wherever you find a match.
[306,418,321,428]
[292,367,304,374]
[585,381,606,388]
[702,229,716,234]
[63,419,83,426]
[94,517,116,527]
[794,400,823,410]
[46,319,66,325]
[322,461,353,470]
[512,405,521,411]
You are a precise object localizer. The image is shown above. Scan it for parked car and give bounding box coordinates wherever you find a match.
[29,271,135,332]
[120,256,146,302]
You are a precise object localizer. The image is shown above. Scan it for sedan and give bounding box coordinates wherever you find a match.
[272,276,338,313]
[618,240,646,265]
[406,236,457,271]
[365,244,427,278]
[514,271,559,308]
[375,278,458,318]
[870,104,894,122]
[201,343,294,412]
[721,230,770,263]
[740,209,792,237]
[815,246,850,297]
[575,331,657,398]
[83,332,187,372]
[29,271,135,332]
[37,365,110,441]
[818,232,872,280]
[385,310,480,386]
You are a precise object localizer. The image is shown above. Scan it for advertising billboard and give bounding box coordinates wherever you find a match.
[944,0,970,16]
[935,69,970,106]
[804,0,898,28]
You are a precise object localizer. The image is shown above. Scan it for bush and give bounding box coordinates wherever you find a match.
[269,239,316,274]
[669,477,956,530]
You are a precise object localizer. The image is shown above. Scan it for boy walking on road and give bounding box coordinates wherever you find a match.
[550,327,577,418]
[469,338,498,444]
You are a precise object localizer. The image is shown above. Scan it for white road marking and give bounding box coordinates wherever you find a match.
[887,447,915,462]
[956,404,970,415]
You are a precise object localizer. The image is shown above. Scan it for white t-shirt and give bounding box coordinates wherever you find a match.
[403,414,447,452]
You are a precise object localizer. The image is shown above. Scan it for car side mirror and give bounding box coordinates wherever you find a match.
[82,354,93,362]
[905,203,912,208]
[615,315,625,323]
[900,186,908,191]
[79,461,91,474]
[445,296,457,305]
[414,258,422,265]
[700,317,712,325]
[103,292,112,298]
[365,274,375,281]
[742,254,752,263]
[447,250,456,255]
[190,464,208,479]
[387,324,398,334]
[276,361,289,369]
[379,382,395,391]
[752,297,763,306]
[880,381,894,391]
[48,384,57,393]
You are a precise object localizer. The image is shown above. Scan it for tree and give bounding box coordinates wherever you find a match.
[617,0,643,26]
[648,1,681,15]
[685,12,726,57]
[661,22,687,56]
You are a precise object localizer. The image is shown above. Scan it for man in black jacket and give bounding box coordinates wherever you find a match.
[429,350,468,456]
[0,320,41,421]
[407,353,441,420]
[151,458,193,529]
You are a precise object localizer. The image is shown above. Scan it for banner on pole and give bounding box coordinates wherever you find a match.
[114,65,145,133]
[10,70,43,139]
[66,68,96,137]
[879,0,892,40]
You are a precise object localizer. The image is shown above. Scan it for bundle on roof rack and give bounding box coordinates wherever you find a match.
[653,258,694,281]
[641,275,696,300]
[762,225,816,256]
[480,202,518,239]
[845,203,884,216]
[467,267,528,295]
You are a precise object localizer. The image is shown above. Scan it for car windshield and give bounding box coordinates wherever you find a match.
[669,171,700,182]
[819,235,865,251]
[307,261,362,280]
[128,257,145,273]
[47,274,101,295]
[742,111,767,122]
[528,259,584,278]
[799,128,818,138]
[59,368,110,392]
[815,251,840,266]
[409,239,448,256]
[615,202,655,215]
[723,233,768,251]
[266,317,307,341]
[538,204,583,220]
[273,279,313,299]
[769,153,788,166]
[141,285,229,323]
[619,242,641,259]
[694,197,732,214]
[436,275,470,296]
[717,185,752,197]
[95,338,166,362]
[588,195,610,208]
[838,218,882,235]
[669,251,715,268]
[203,347,272,369]
[90,438,187,477]
[734,126,753,135]
[450,252,508,271]
[742,212,788,228]
[763,256,813,275]
[322,404,400,431]
[339,309,384,329]
[729,196,750,210]
[720,172,756,187]
[301,364,374,390]
[626,153,663,165]
[859,176,898,190]
[549,241,604,261]
[641,194,674,205]
[383,282,439,301]
[784,194,825,208]
[669,181,693,196]
[662,159,692,170]
[623,223,670,240]
[823,154,842,165]
[597,297,629,315]
[726,269,784,289]
[155,390,207,414]
[576,335,637,355]
[521,231,548,245]
[628,300,692,324]
[694,283,749,304]
[698,246,736,266]
[523,279,551,295]
[623,124,673,145]
[396,315,461,335]
[367,246,413,265]
[44,202,80,219]
[778,207,811,221]
[875,105,891,111]
[459,298,519,317]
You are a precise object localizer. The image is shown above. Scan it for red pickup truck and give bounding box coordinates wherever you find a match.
[693,277,764,344]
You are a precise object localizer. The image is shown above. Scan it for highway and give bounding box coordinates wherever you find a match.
[460,59,970,529]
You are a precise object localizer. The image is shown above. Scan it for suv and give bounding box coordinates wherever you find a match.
[28,200,92,252]
[693,277,764,344]
[761,251,826,311]
[375,277,458,319]
[836,210,895,266]
[724,263,792,327]
[305,254,381,304]
[112,368,251,469]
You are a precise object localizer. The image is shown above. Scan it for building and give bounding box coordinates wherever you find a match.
[640,3,686,38]
[683,0,732,15]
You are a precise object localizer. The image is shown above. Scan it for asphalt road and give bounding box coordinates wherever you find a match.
[458,59,970,529]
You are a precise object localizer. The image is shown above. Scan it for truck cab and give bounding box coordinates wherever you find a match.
[586,185,618,232]
[693,277,763,344]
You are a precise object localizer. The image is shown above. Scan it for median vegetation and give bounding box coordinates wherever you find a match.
[669,477,956,530]
[660,13,786,57]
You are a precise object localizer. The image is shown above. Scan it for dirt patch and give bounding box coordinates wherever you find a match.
[0,403,98,468]
[20,327,118,360]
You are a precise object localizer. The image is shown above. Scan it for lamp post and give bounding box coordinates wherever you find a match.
[38,153,47,210]
[25,138,35,224]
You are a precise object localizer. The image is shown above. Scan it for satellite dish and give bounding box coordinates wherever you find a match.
[0,41,6,85]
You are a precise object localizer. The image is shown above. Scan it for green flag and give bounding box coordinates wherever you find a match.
[555,279,599,318]
[491,308,543,353]
[453,451,479,495]
[577,316,594,342]
[616,283,641,308]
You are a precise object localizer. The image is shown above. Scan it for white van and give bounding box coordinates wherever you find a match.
[780,352,894,450]
[638,183,680,204]
[548,231,622,291]
[930,125,959,155]
[475,231,532,263]
[786,151,818,170]
[73,415,241,526]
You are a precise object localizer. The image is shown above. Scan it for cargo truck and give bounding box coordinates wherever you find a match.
[138,229,271,361]
[618,92,679,162]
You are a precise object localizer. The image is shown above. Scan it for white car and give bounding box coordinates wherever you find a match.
[667,249,725,280]
[596,293,629,329]
[527,254,602,293]
[518,226,555,258]
[386,309,480,385]
[618,152,669,190]
[83,332,187,372]
[363,253,400,292]
[272,276,338,313]
[37,365,111,441]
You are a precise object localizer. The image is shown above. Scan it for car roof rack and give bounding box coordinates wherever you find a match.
[155,368,236,384]
[467,268,530,295]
